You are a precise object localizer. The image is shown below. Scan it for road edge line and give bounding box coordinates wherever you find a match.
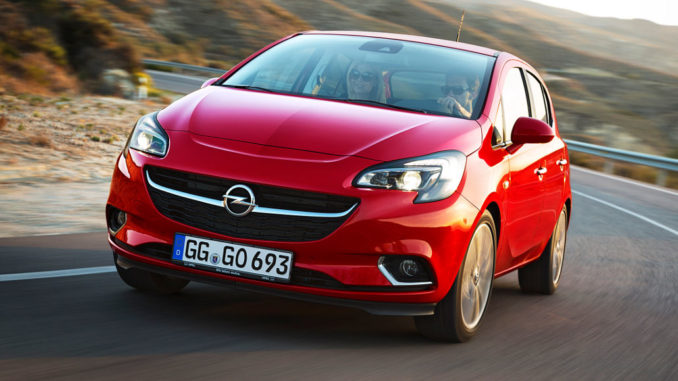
[0,266,116,282]
[572,190,678,237]
[571,166,678,197]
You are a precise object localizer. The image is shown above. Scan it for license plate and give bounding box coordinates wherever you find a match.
[172,233,293,282]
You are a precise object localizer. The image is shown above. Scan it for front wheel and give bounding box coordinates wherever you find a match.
[518,206,568,294]
[415,210,497,342]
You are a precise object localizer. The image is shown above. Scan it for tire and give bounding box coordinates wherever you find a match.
[518,206,568,294]
[415,210,497,342]
[115,260,189,294]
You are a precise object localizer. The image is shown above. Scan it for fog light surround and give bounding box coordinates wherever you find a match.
[378,256,433,287]
[106,205,127,235]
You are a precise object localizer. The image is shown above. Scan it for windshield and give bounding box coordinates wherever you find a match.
[223,34,495,119]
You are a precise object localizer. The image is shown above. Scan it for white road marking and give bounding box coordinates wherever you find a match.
[571,166,678,197]
[0,266,116,282]
[573,190,678,237]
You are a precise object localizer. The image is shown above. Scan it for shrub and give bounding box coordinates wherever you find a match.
[29,135,51,147]
[29,96,44,106]
[57,1,141,89]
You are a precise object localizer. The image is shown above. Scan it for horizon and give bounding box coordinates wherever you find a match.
[528,0,678,26]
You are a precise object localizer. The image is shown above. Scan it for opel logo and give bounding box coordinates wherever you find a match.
[223,184,256,217]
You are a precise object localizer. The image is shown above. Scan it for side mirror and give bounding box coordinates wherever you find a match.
[511,117,554,144]
[201,77,219,89]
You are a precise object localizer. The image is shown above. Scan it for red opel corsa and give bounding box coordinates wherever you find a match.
[107,31,571,342]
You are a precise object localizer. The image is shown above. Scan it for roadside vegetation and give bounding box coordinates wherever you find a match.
[0,0,141,95]
[0,0,676,187]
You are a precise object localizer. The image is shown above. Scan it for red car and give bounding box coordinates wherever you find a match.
[107,31,571,342]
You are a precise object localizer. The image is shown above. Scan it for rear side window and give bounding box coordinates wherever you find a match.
[526,72,549,125]
[501,68,530,142]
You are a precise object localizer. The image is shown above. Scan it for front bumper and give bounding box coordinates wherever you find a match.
[113,248,436,316]
[107,136,481,310]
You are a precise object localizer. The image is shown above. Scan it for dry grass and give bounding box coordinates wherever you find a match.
[260,0,311,30]
[569,151,678,190]
[0,94,167,189]
[28,135,52,147]
[0,53,79,95]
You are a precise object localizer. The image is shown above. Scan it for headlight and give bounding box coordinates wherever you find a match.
[126,112,168,157]
[353,151,466,203]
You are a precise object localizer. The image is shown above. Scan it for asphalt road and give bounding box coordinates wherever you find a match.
[1,167,677,380]
[147,70,210,94]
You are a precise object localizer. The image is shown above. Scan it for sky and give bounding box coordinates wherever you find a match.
[528,0,678,26]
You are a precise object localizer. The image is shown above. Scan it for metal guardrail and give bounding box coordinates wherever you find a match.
[564,140,678,186]
[142,59,678,186]
[564,140,678,172]
[142,59,226,75]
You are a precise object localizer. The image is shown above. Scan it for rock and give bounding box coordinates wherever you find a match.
[99,69,136,99]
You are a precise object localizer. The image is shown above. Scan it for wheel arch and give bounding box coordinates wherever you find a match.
[564,198,572,227]
[485,201,501,246]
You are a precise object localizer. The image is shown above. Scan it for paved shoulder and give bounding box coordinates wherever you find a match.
[147,70,209,94]
[0,232,111,274]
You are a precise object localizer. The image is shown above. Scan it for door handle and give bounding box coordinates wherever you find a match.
[556,159,568,166]
[535,167,547,175]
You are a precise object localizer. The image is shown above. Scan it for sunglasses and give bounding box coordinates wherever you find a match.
[350,69,377,82]
[442,85,469,95]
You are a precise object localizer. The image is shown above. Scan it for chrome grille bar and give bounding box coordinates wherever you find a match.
[145,171,357,218]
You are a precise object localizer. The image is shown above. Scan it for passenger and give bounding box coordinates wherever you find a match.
[346,62,383,102]
[438,74,473,118]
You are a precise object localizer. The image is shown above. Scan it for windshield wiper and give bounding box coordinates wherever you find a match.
[335,98,433,115]
[223,84,276,93]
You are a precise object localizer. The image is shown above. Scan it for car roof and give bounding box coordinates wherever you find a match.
[301,30,499,57]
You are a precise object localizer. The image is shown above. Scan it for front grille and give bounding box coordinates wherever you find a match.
[145,166,358,242]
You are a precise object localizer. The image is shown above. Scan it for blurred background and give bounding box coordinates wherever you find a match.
[0,0,677,237]
[3,0,678,147]
[1,1,677,151]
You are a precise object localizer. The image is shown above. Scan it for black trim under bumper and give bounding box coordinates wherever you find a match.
[114,253,436,316]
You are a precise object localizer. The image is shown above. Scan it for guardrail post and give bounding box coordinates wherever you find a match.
[603,160,614,174]
[656,169,667,187]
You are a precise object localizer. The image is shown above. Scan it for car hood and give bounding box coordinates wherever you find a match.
[157,86,481,162]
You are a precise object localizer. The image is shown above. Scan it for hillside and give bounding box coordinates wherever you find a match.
[0,0,143,94]
[1,0,677,156]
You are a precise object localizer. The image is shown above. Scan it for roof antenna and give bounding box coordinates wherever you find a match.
[456,10,465,42]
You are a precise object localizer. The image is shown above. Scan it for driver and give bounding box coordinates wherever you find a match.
[346,62,383,102]
[438,74,473,118]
